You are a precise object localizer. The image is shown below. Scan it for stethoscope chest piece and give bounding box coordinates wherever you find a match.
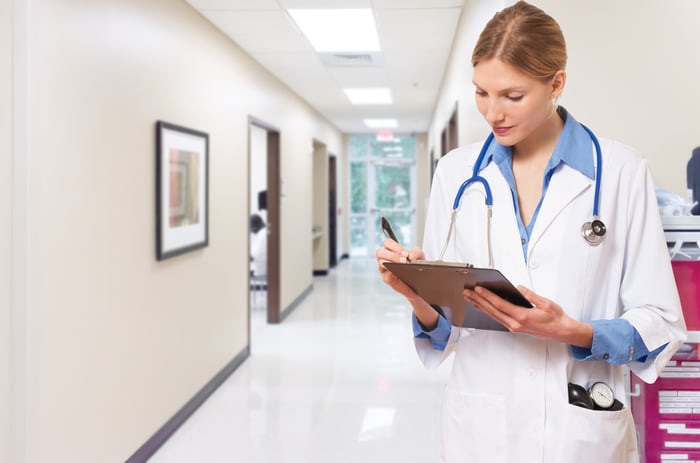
[581,217,606,246]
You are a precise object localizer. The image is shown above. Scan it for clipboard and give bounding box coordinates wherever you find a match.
[383,260,532,331]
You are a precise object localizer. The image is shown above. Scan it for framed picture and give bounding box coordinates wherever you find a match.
[156,121,209,260]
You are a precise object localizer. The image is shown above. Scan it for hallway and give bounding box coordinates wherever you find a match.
[149,257,452,463]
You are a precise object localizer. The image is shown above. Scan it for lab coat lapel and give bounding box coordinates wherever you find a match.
[528,164,592,256]
[483,164,530,273]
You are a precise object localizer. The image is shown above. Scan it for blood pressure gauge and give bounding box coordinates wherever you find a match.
[589,382,615,409]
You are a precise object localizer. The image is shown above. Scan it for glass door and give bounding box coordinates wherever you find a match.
[369,159,415,250]
[350,134,416,256]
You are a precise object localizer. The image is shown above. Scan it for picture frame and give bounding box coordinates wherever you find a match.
[155,120,209,260]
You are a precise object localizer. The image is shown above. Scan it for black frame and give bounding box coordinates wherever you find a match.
[156,120,209,260]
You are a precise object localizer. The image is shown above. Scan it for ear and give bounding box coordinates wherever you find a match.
[551,70,566,99]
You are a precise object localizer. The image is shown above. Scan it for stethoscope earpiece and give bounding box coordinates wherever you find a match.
[581,217,606,246]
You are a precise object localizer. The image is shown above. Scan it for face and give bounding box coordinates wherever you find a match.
[472,58,565,147]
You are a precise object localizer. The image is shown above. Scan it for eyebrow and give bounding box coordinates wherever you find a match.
[472,82,527,94]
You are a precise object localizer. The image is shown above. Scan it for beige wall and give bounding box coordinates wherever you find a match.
[7,0,342,462]
[430,0,700,196]
[312,141,329,271]
[414,132,430,245]
[1,0,11,460]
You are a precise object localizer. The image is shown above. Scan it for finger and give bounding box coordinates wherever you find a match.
[516,285,544,308]
[376,245,403,264]
[407,246,425,261]
[465,287,504,316]
[473,286,515,313]
[466,288,517,328]
[382,237,404,254]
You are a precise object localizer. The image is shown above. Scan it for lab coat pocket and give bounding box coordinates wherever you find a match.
[442,389,507,463]
[557,404,637,463]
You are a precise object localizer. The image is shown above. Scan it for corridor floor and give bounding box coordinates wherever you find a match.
[149,257,452,463]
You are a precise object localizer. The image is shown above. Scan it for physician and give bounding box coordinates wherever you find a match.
[376,2,687,462]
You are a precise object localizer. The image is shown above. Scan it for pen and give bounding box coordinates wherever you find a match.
[381,216,411,263]
[381,216,399,243]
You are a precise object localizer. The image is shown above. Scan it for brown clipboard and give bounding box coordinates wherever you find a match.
[383,260,532,331]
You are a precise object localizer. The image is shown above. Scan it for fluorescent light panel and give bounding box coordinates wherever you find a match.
[288,9,380,53]
[364,118,398,129]
[343,88,392,105]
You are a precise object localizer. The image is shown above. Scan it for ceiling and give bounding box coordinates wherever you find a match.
[185,0,464,134]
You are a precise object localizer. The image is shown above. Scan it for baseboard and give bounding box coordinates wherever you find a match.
[280,284,312,322]
[125,345,250,463]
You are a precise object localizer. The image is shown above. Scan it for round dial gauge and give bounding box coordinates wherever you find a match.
[589,381,614,409]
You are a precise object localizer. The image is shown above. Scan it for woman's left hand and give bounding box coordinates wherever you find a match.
[464,285,593,348]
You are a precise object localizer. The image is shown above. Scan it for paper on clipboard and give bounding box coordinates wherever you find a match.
[383,260,532,331]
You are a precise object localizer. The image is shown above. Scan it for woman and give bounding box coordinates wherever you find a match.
[376,2,687,462]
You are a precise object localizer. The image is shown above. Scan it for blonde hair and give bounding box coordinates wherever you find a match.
[471,1,567,81]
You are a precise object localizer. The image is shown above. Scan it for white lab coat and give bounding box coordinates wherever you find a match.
[418,137,687,463]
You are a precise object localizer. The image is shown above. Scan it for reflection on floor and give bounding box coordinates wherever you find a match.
[148,257,452,463]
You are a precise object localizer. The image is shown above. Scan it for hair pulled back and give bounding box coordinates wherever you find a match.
[471,1,567,81]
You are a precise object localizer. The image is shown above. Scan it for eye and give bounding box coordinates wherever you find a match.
[475,89,487,98]
[507,95,524,102]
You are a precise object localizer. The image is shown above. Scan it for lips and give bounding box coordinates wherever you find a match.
[492,126,513,136]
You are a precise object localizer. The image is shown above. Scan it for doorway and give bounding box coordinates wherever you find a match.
[312,140,329,275]
[349,134,417,256]
[441,103,459,156]
[248,117,281,324]
[328,154,338,268]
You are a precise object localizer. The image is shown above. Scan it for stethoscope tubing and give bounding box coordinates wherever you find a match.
[440,123,604,263]
[453,124,602,220]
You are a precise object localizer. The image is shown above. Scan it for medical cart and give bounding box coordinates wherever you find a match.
[632,216,700,463]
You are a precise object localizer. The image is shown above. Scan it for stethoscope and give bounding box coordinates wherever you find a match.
[437,124,606,267]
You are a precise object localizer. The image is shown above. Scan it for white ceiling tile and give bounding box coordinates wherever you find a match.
[383,51,447,82]
[376,8,462,52]
[186,0,280,10]
[254,52,331,82]
[277,0,372,8]
[189,1,463,132]
[373,0,464,8]
[202,11,295,38]
[232,34,310,54]
[327,68,389,87]
[202,11,311,53]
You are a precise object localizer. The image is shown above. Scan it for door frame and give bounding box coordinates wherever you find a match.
[328,154,338,268]
[248,116,281,324]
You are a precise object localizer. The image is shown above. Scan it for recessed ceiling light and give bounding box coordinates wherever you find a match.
[343,88,392,105]
[287,9,380,53]
[364,118,398,129]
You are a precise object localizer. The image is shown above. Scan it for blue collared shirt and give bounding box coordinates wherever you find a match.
[415,108,664,363]
[479,107,594,261]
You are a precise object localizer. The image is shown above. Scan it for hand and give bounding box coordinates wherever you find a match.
[375,239,425,300]
[376,241,438,329]
[464,285,592,347]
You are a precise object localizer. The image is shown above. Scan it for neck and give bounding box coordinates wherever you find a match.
[512,109,564,162]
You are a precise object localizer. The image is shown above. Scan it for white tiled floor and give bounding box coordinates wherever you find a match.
[149,257,452,463]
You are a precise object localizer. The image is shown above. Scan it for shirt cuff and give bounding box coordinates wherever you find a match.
[412,306,451,351]
[570,318,663,365]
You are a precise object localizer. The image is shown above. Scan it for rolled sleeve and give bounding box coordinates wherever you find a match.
[412,309,451,351]
[571,318,664,364]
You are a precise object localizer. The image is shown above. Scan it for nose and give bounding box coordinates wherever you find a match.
[484,98,504,125]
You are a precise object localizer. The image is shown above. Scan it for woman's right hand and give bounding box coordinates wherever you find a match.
[375,239,425,300]
[376,241,440,329]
